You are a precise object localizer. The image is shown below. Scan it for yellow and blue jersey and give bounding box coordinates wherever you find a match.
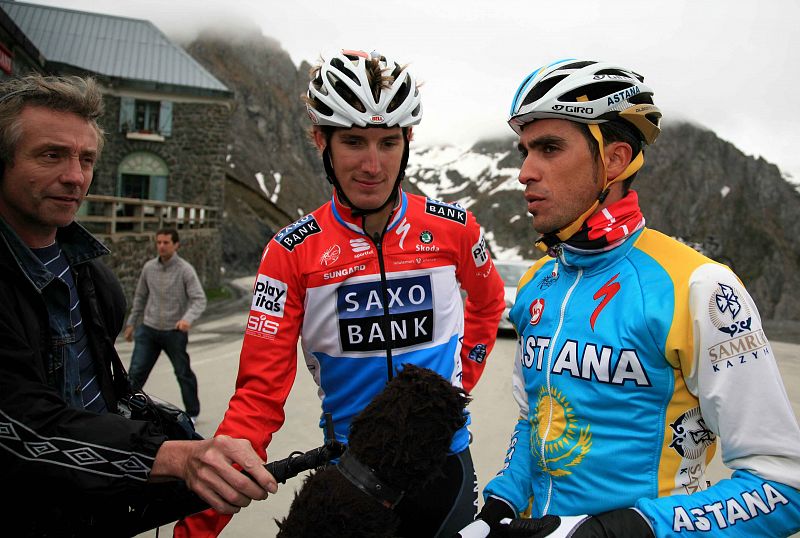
[485,227,800,537]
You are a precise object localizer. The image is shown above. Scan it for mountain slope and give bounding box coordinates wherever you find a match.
[185,31,800,321]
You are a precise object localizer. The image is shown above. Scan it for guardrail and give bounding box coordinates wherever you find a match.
[77,194,219,236]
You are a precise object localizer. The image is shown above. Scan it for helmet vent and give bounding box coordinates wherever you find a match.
[521,75,566,107]
[310,96,333,117]
[330,58,361,86]
[326,72,366,113]
[557,60,595,71]
[387,74,412,113]
[563,81,632,102]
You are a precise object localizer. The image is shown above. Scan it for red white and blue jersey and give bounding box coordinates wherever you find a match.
[218,189,505,458]
[484,227,800,537]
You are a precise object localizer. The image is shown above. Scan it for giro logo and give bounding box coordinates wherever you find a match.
[552,105,594,114]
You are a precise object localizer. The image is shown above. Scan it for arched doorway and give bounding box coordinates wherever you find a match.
[117,151,169,201]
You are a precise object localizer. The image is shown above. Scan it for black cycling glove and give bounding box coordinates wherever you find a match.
[455,503,653,538]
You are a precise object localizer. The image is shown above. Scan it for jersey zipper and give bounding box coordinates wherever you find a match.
[371,231,395,381]
[541,246,581,516]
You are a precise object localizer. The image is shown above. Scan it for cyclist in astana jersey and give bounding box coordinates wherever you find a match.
[457,60,800,537]
[176,50,505,537]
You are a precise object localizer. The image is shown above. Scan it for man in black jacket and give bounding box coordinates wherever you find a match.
[0,74,276,536]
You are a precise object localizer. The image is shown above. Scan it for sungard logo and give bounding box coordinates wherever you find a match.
[337,275,434,352]
[251,274,288,318]
[323,264,366,280]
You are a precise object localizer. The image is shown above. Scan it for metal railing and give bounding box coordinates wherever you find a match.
[77,194,219,236]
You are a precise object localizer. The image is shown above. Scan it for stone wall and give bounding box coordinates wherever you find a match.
[93,95,230,207]
[97,229,222,308]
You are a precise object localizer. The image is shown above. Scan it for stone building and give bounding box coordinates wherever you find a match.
[0,4,43,78]
[1,1,233,296]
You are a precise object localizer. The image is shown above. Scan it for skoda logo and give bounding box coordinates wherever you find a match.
[419,230,433,244]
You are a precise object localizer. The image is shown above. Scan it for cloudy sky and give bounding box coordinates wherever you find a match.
[27,0,800,181]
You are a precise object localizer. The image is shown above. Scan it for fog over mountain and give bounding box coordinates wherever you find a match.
[186,31,800,322]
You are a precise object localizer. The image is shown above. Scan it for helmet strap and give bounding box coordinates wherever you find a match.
[534,122,645,253]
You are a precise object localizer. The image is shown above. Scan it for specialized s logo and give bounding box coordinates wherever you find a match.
[336,275,434,352]
[590,273,620,331]
[395,217,411,250]
[530,386,592,477]
[276,215,321,251]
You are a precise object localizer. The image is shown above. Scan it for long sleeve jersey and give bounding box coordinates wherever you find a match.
[125,253,207,330]
[176,189,505,536]
[484,227,800,537]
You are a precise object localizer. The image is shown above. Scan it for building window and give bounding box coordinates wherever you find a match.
[134,100,159,132]
[117,151,169,201]
[119,97,173,136]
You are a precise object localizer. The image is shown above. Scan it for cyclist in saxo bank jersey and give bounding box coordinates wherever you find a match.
[457,59,800,538]
[176,49,506,537]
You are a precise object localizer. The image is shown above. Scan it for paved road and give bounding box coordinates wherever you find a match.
[128,277,800,537]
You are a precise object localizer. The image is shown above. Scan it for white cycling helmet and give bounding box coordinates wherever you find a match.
[306,49,422,129]
[508,59,661,145]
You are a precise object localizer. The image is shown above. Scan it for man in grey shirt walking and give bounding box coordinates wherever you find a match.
[125,228,207,422]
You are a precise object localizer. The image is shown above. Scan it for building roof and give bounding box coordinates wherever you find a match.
[0,1,230,96]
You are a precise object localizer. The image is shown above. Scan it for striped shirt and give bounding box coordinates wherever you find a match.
[32,243,107,413]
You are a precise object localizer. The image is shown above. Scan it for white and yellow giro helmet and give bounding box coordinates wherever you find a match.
[508,59,661,145]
